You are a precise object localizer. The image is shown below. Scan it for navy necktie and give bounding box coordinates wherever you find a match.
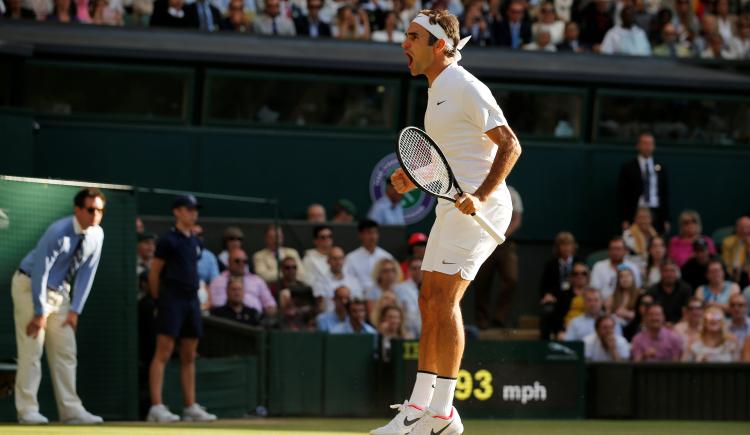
[65,235,85,289]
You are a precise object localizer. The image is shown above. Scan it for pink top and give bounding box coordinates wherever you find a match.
[668,235,716,267]
[631,327,684,362]
[209,271,277,312]
[76,0,92,22]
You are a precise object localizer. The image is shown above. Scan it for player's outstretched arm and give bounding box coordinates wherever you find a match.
[474,125,522,201]
[391,168,416,194]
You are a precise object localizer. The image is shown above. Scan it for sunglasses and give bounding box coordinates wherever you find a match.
[232,259,248,264]
[85,207,104,214]
[571,271,588,276]
[282,265,297,270]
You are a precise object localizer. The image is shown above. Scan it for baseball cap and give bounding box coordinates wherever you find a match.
[408,232,428,246]
[692,238,708,251]
[137,232,156,243]
[172,194,201,210]
[224,226,244,240]
[336,199,357,216]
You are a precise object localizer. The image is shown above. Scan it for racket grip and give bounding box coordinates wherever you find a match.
[471,212,506,245]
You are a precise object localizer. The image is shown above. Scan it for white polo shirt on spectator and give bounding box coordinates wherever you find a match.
[302,249,330,287]
[313,271,362,312]
[600,25,651,56]
[590,259,641,301]
[343,246,393,295]
[395,280,421,337]
[583,332,631,362]
[367,196,405,226]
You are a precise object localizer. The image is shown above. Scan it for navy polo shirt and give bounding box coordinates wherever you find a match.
[155,227,202,296]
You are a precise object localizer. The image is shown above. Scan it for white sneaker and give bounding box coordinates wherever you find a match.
[146,404,180,423]
[411,407,463,435]
[182,403,217,422]
[18,411,49,425]
[64,409,103,425]
[370,400,426,435]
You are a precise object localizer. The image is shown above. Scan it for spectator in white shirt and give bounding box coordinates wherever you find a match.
[591,236,642,301]
[313,246,362,312]
[395,257,423,337]
[343,219,394,294]
[600,5,651,56]
[584,315,631,361]
[730,17,750,60]
[523,30,557,51]
[302,225,334,286]
[533,3,565,44]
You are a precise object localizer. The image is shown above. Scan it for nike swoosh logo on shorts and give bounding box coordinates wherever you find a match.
[403,416,420,426]
[437,100,447,105]
[441,260,456,265]
[431,422,453,435]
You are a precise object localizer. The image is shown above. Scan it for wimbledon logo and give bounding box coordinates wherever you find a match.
[369,153,435,225]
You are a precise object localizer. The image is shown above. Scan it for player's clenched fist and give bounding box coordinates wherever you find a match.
[454,192,482,215]
[390,168,416,194]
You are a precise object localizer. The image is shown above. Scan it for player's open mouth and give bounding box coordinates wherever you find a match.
[405,53,413,68]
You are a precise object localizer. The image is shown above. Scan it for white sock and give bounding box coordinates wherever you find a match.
[428,377,457,417]
[408,371,437,409]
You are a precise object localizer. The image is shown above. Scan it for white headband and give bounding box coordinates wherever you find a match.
[411,13,471,61]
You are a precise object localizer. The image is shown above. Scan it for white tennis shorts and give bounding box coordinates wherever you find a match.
[421,188,513,281]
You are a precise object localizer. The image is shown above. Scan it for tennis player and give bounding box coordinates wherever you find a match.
[370,9,521,435]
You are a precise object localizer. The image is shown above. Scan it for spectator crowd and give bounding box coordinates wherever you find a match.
[2,0,749,60]
[539,132,750,363]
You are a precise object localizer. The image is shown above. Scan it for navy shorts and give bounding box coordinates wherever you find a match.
[156,290,203,338]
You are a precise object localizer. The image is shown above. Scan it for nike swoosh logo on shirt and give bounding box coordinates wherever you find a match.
[441,260,456,265]
[431,422,453,435]
[437,100,447,105]
[403,416,420,426]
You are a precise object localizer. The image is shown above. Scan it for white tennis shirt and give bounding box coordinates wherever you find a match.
[424,62,509,196]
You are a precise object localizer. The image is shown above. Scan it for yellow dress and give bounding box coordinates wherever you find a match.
[564,295,585,326]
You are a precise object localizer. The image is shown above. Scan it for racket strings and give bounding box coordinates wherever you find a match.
[398,129,452,196]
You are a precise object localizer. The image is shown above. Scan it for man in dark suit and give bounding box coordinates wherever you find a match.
[184,0,221,32]
[294,0,331,37]
[150,0,191,28]
[556,22,583,52]
[617,132,670,234]
[493,0,532,49]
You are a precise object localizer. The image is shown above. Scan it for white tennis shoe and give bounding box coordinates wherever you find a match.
[410,406,463,435]
[146,404,180,423]
[182,403,217,422]
[370,400,426,435]
[18,411,49,425]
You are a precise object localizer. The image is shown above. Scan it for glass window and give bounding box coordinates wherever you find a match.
[409,83,585,140]
[597,91,750,146]
[24,61,193,121]
[204,71,400,131]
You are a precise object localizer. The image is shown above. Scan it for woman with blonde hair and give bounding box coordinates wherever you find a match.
[668,210,716,267]
[366,258,402,313]
[683,306,739,362]
[606,265,641,326]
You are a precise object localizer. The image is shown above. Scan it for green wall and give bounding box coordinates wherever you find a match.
[0,177,138,421]
[3,113,749,243]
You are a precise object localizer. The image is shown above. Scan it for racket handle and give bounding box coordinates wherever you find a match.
[471,212,506,245]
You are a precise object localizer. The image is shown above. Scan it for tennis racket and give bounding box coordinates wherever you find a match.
[396,126,506,245]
